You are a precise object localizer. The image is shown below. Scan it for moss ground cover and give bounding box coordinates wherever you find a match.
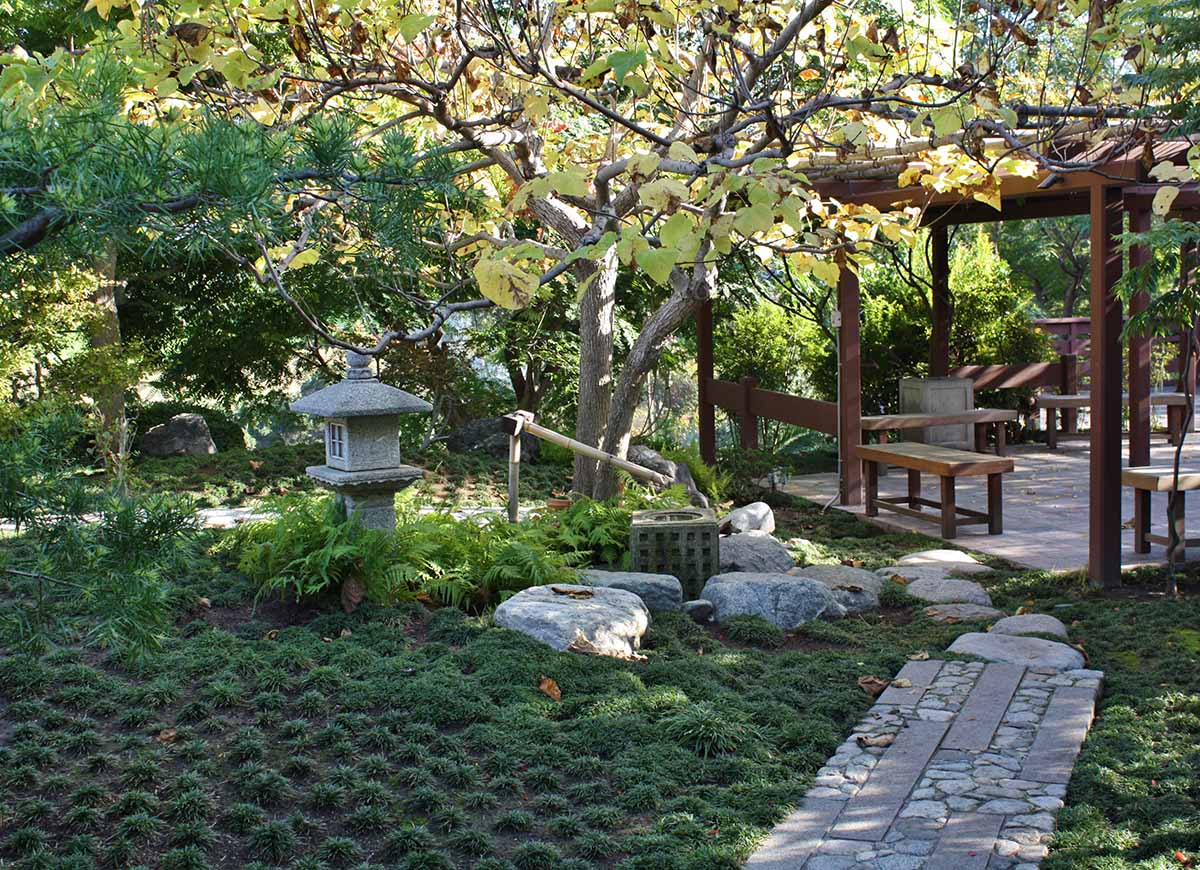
[0,486,1197,868]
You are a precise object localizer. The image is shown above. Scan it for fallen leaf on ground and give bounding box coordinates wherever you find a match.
[857,733,895,748]
[538,677,562,702]
[551,586,594,599]
[890,678,912,688]
[841,558,864,567]
[857,675,889,697]
[197,597,211,608]
[341,578,365,614]
[888,574,909,585]
[156,728,177,744]
[248,460,263,471]
[908,651,930,660]
[339,628,352,638]
[264,629,279,641]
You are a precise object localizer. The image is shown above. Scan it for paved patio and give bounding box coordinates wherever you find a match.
[783,436,1200,573]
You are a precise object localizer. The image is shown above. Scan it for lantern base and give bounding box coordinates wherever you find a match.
[305,464,424,530]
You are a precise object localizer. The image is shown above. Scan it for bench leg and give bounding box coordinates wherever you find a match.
[974,422,987,453]
[907,470,921,510]
[865,460,879,517]
[1168,406,1182,446]
[940,476,957,539]
[1046,408,1058,449]
[995,422,1007,457]
[987,473,1003,534]
[1133,488,1150,554]
[1169,491,1187,563]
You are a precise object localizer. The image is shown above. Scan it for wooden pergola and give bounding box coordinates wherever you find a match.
[695,134,1200,588]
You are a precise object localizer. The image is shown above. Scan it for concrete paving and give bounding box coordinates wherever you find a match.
[782,436,1200,573]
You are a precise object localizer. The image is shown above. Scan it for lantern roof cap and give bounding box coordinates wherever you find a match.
[290,351,432,418]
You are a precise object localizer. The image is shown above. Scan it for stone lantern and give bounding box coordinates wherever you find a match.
[290,351,431,529]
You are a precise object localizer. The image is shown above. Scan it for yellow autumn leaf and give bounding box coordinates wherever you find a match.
[1153,186,1179,217]
[474,257,538,309]
[287,248,321,270]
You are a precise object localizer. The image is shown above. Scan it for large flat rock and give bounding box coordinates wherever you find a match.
[494,584,649,658]
[896,549,991,575]
[990,613,1068,639]
[701,572,846,630]
[719,530,795,574]
[947,632,1085,671]
[578,569,683,612]
[887,574,992,606]
[924,603,1005,623]
[790,565,882,614]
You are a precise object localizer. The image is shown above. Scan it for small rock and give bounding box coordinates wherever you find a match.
[899,800,947,819]
[924,603,1005,623]
[899,576,992,606]
[682,599,714,623]
[977,798,1034,815]
[947,632,1086,671]
[720,501,775,535]
[719,530,795,574]
[990,613,1069,639]
[701,572,847,630]
[493,584,649,658]
[578,569,683,612]
[627,445,709,508]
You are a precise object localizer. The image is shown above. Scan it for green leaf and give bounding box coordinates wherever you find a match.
[636,247,678,284]
[287,248,320,270]
[398,14,435,43]
[660,212,694,249]
[608,49,646,85]
[733,202,773,237]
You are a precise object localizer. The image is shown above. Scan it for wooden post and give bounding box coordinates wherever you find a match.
[502,413,527,523]
[838,263,863,505]
[1175,243,1198,442]
[738,376,759,450]
[1088,184,1124,589]
[930,225,951,377]
[696,300,717,465]
[939,476,957,539]
[1128,205,1152,467]
[1059,353,1078,434]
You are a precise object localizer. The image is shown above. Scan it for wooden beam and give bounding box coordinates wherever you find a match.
[696,300,716,465]
[921,192,1091,227]
[838,262,863,505]
[931,226,951,376]
[1128,205,1152,468]
[1088,184,1125,589]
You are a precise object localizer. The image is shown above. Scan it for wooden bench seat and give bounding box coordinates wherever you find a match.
[860,409,1018,456]
[1037,392,1192,448]
[1122,465,1200,559]
[855,442,1015,539]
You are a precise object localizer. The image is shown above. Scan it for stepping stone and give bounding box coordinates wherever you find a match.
[887,574,992,606]
[990,613,1068,639]
[578,569,683,612]
[494,584,649,658]
[897,549,992,575]
[701,572,846,629]
[925,603,1004,623]
[790,565,882,614]
[947,632,1084,671]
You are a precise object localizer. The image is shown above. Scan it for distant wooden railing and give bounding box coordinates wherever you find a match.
[704,376,838,450]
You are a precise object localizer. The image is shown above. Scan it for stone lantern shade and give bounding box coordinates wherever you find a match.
[289,352,432,528]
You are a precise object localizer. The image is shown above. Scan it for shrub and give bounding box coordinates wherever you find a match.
[722,615,786,648]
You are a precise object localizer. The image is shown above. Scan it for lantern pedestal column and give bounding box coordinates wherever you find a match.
[305,465,424,530]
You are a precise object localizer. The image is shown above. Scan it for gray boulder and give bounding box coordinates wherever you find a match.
[990,613,1069,639]
[719,530,795,574]
[701,572,847,630]
[902,576,993,607]
[720,501,775,535]
[627,444,709,508]
[683,599,714,623]
[578,569,683,612]
[790,564,882,614]
[924,603,1005,623]
[140,413,217,457]
[493,584,649,658]
[947,632,1085,671]
[447,417,540,462]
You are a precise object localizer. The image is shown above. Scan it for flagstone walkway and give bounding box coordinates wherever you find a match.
[746,659,1104,869]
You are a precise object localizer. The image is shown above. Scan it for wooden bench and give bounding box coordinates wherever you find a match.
[861,409,1018,456]
[855,442,1015,539]
[1037,392,1192,448]
[1122,465,1200,559]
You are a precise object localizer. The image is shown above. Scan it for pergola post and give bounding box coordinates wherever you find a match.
[930,225,951,377]
[696,300,717,465]
[838,261,863,505]
[1088,184,1125,588]
[1128,205,1152,466]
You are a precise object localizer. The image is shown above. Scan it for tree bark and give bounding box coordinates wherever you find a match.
[593,262,718,499]
[571,246,619,493]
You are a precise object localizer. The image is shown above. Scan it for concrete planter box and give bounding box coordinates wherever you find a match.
[900,377,974,450]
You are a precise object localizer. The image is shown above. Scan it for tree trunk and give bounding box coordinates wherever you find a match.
[593,263,718,499]
[571,246,619,493]
[89,246,126,467]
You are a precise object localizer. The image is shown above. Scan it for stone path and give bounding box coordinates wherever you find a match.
[746,659,1103,869]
